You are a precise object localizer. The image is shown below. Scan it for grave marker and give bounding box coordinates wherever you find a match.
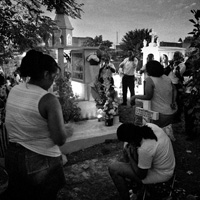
[134,99,159,126]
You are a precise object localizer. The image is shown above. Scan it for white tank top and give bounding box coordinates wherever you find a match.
[5,82,61,157]
[150,75,177,115]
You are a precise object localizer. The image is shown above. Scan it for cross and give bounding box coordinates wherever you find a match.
[134,99,159,126]
[150,30,156,44]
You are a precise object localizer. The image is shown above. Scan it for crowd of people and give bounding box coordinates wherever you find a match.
[0,48,189,200]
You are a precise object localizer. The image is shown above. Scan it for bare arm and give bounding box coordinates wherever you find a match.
[125,145,148,181]
[131,77,154,103]
[179,63,186,76]
[39,93,73,146]
[134,57,139,66]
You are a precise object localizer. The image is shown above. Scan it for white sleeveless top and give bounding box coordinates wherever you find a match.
[150,75,177,115]
[5,82,61,157]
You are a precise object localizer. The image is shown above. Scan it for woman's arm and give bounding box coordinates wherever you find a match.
[131,77,154,103]
[133,57,139,66]
[179,62,186,76]
[126,146,148,182]
[39,93,73,146]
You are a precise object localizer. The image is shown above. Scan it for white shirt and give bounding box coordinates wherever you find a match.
[119,57,138,76]
[138,123,175,181]
[6,83,61,157]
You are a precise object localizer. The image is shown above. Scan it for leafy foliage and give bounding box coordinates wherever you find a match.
[0,0,83,62]
[42,0,83,18]
[55,71,82,123]
[119,28,152,58]
[183,9,200,136]
[82,35,113,51]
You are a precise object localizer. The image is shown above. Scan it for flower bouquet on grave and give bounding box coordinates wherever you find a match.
[103,98,118,126]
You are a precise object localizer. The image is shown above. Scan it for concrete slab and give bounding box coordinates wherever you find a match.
[77,100,97,119]
[60,116,121,154]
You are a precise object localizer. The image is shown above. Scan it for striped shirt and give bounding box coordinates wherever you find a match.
[5,82,61,157]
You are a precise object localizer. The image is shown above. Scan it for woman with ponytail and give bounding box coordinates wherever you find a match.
[4,49,73,200]
[108,122,175,200]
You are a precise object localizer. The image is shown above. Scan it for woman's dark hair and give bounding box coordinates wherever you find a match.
[19,49,60,80]
[173,51,184,63]
[117,123,157,147]
[147,53,154,62]
[146,60,164,77]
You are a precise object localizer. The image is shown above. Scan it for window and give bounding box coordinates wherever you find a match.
[71,52,84,81]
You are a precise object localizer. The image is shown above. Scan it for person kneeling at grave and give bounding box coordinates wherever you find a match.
[131,60,177,128]
[108,122,175,200]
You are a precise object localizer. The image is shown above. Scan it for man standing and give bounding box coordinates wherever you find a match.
[119,50,138,105]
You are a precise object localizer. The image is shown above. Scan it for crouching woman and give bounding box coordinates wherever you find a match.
[108,122,175,200]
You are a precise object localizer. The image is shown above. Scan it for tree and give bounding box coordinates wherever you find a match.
[119,28,153,58]
[182,9,200,139]
[183,36,193,43]
[0,0,83,62]
[82,35,113,51]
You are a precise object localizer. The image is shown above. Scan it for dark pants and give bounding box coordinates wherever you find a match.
[174,83,183,119]
[122,75,135,104]
[4,143,66,200]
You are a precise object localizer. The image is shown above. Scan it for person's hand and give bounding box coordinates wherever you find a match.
[124,143,130,153]
[130,145,138,162]
[124,144,133,158]
[118,67,123,76]
[170,103,177,110]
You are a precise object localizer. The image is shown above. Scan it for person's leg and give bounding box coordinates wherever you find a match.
[108,161,142,200]
[5,143,30,200]
[128,76,135,98]
[122,76,128,105]
[5,144,66,200]
[24,151,65,200]
[38,156,66,200]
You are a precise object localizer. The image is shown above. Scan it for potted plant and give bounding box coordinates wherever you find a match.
[182,9,200,139]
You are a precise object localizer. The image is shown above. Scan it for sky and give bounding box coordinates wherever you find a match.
[45,0,200,45]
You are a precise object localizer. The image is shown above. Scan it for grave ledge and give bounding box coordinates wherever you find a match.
[60,116,121,154]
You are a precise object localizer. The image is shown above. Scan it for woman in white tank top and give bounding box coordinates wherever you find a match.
[131,60,177,128]
[5,50,73,200]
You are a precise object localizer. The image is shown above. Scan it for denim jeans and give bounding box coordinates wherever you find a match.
[4,142,66,200]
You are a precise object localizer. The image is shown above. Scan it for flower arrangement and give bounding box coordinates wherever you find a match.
[103,87,118,126]
[103,98,118,119]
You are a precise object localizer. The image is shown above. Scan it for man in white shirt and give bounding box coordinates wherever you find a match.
[108,122,175,200]
[119,50,138,105]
